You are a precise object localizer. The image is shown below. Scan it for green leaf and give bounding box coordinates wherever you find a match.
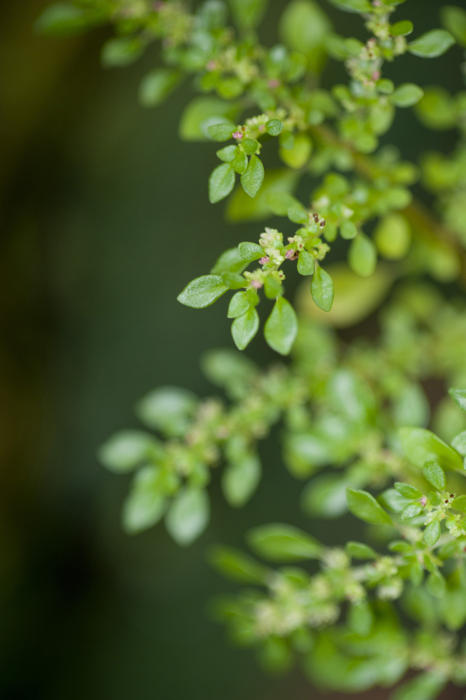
[416,88,457,130]
[137,387,197,436]
[392,671,446,700]
[232,149,248,174]
[98,430,155,473]
[222,453,261,506]
[302,475,349,517]
[348,599,373,636]
[391,20,413,37]
[452,494,466,513]
[279,134,312,169]
[409,29,455,58]
[347,488,392,525]
[216,77,244,99]
[217,145,237,162]
[201,348,257,393]
[238,241,264,260]
[165,487,210,545]
[178,274,228,308]
[381,488,412,513]
[231,309,260,350]
[307,629,407,692]
[424,520,441,547]
[311,265,334,312]
[451,430,466,456]
[327,368,375,423]
[209,163,235,203]
[401,503,422,520]
[298,263,393,327]
[264,297,298,355]
[209,546,268,584]
[422,461,446,490]
[441,5,466,46]
[229,0,268,30]
[348,234,377,277]
[212,242,262,274]
[377,79,394,94]
[266,119,282,136]
[248,524,322,561]
[393,383,429,428]
[399,427,464,473]
[240,156,264,198]
[449,387,466,412]
[122,467,167,534]
[179,97,239,141]
[340,220,358,240]
[35,2,104,34]
[375,214,411,260]
[297,250,315,276]
[241,138,259,155]
[345,541,377,560]
[426,570,446,597]
[101,37,144,67]
[394,482,423,499]
[227,291,251,318]
[259,637,292,673]
[287,201,308,224]
[279,0,331,71]
[207,120,235,141]
[285,432,332,477]
[139,69,180,107]
[328,0,371,13]
[390,83,424,108]
[227,169,298,222]
[269,192,298,217]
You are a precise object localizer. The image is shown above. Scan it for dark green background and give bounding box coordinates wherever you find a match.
[0,1,463,698]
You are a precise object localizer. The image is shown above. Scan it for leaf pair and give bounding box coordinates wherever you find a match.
[232,296,297,354]
[209,155,264,203]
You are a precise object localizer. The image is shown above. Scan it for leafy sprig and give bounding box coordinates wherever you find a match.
[37,0,462,353]
[38,1,466,696]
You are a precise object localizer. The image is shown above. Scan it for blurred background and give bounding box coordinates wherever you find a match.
[0,1,464,698]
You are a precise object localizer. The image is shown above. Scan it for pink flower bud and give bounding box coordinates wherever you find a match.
[233,130,243,141]
[372,70,380,81]
[259,256,270,265]
[285,249,296,260]
[420,496,427,507]
[251,279,263,289]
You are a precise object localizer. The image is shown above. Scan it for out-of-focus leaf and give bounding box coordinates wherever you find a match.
[209,546,268,584]
[347,488,392,525]
[441,5,466,47]
[297,264,393,327]
[227,169,299,221]
[179,97,240,141]
[139,69,181,107]
[279,0,331,71]
[248,524,322,561]
[399,427,464,473]
[36,2,105,35]
[165,487,210,545]
[409,29,454,58]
